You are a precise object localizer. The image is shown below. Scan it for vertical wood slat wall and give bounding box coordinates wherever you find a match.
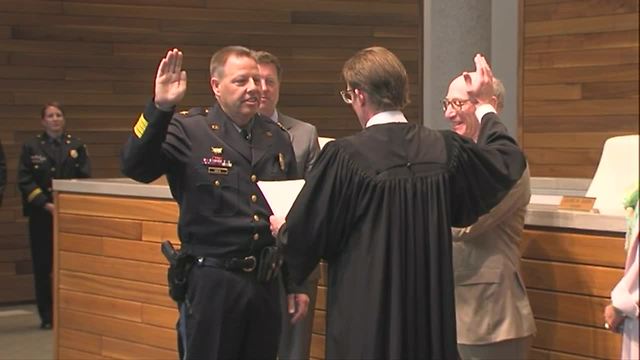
[0,0,422,304]
[521,227,626,359]
[521,0,639,178]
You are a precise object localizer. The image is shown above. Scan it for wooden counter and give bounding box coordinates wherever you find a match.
[52,178,627,359]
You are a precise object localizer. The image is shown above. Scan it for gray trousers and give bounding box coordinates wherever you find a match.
[278,277,318,360]
[458,336,533,360]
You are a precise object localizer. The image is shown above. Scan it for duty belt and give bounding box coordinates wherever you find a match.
[195,255,257,272]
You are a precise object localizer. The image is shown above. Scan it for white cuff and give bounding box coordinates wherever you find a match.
[475,104,497,123]
[612,295,640,318]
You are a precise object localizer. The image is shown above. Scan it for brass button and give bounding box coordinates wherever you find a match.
[34,165,39,169]
[250,174,257,183]
[51,167,56,172]
[48,187,52,192]
[253,214,260,222]
[253,233,260,241]
[251,194,258,203]
[214,180,221,187]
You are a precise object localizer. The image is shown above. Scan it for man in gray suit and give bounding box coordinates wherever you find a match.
[255,50,321,359]
[444,75,536,359]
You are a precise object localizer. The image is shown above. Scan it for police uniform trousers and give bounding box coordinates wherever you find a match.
[278,278,317,360]
[28,208,54,325]
[457,335,533,360]
[178,262,281,360]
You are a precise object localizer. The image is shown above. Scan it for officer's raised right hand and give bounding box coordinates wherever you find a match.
[154,48,187,111]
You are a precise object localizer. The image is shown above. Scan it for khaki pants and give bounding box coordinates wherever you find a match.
[458,336,533,360]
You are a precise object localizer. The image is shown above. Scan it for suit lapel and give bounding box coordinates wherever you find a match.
[278,112,295,143]
[208,105,252,163]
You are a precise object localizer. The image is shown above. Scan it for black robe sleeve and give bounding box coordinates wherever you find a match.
[446,113,527,227]
[282,141,361,285]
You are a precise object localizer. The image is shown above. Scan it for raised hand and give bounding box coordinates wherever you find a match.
[154,48,187,111]
[463,54,494,105]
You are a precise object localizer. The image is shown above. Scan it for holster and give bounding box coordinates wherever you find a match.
[256,245,283,283]
[161,241,194,303]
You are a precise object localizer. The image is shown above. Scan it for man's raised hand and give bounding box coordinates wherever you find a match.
[154,48,187,111]
[463,54,494,105]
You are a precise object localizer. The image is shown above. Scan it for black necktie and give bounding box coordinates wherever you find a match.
[240,128,251,143]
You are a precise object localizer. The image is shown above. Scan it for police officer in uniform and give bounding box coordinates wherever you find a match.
[18,102,91,329]
[121,47,308,360]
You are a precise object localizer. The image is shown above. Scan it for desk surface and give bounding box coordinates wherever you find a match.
[53,177,626,233]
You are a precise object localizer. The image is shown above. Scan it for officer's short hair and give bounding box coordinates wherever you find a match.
[209,46,255,79]
[342,46,410,111]
[41,101,65,118]
[493,77,505,113]
[253,50,283,81]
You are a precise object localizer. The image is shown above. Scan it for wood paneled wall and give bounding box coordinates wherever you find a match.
[0,0,422,304]
[521,227,626,359]
[521,0,639,178]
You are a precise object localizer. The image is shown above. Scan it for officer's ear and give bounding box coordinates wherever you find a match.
[210,77,221,98]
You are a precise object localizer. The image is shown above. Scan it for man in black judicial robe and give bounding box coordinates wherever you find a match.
[270,48,527,359]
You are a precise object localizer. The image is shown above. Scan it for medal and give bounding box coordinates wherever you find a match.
[202,147,232,168]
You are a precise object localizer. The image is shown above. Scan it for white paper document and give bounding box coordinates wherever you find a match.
[257,179,305,218]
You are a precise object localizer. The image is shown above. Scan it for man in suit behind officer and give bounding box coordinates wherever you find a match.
[254,50,320,360]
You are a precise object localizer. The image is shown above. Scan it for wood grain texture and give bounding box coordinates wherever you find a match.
[522,229,626,267]
[533,319,621,359]
[527,289,611,328]
[521,225,627,359]
[522,0,639,177]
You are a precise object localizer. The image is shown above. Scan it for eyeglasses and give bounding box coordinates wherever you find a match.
[441,98,471,112]
[340,89,356,104]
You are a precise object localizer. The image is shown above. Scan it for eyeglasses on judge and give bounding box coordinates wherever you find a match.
[441,98,471,112]
[340,89,357,104]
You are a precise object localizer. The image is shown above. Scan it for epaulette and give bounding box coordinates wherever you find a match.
[179,107,208,117]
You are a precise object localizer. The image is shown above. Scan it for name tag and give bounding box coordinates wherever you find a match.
[208,167,229,175]
[558,196,596,212]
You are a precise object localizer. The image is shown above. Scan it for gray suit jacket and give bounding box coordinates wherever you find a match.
[278,112,320,179]
[452,166,536,344]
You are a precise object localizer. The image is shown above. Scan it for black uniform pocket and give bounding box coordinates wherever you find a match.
[196,170,239,217]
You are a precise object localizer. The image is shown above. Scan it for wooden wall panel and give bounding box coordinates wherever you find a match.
[0,0,422,304]
[521,0,639,178]
[522,227,626,359]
